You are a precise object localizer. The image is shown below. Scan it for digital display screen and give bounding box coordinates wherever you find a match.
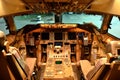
[54,42,63,46]
[55,61,62,64]
[68,32,76,40]
[54,32,63,40]
[41,32,49,40]
[117,49,120,55]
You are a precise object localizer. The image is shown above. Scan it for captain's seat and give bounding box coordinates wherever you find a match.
[0,30,37,80]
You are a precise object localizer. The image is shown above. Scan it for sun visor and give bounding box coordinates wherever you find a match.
[85,0,120,16]
[0,0,32,17]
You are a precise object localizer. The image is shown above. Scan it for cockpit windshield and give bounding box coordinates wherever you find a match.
[0,13,120,38]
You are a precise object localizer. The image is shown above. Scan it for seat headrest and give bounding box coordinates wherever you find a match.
[0,30,6,47]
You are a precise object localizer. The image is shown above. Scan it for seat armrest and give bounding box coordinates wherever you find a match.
[79,60,94,79]
[25,57,36,76]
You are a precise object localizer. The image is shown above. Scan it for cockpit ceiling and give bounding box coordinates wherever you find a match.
[22,0,120,16]
[0,0,120,17]
[22,0,92,3]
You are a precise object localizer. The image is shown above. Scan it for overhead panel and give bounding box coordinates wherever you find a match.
[21,0,93,14]
[44,0,70,2]
[22,0,40,3]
